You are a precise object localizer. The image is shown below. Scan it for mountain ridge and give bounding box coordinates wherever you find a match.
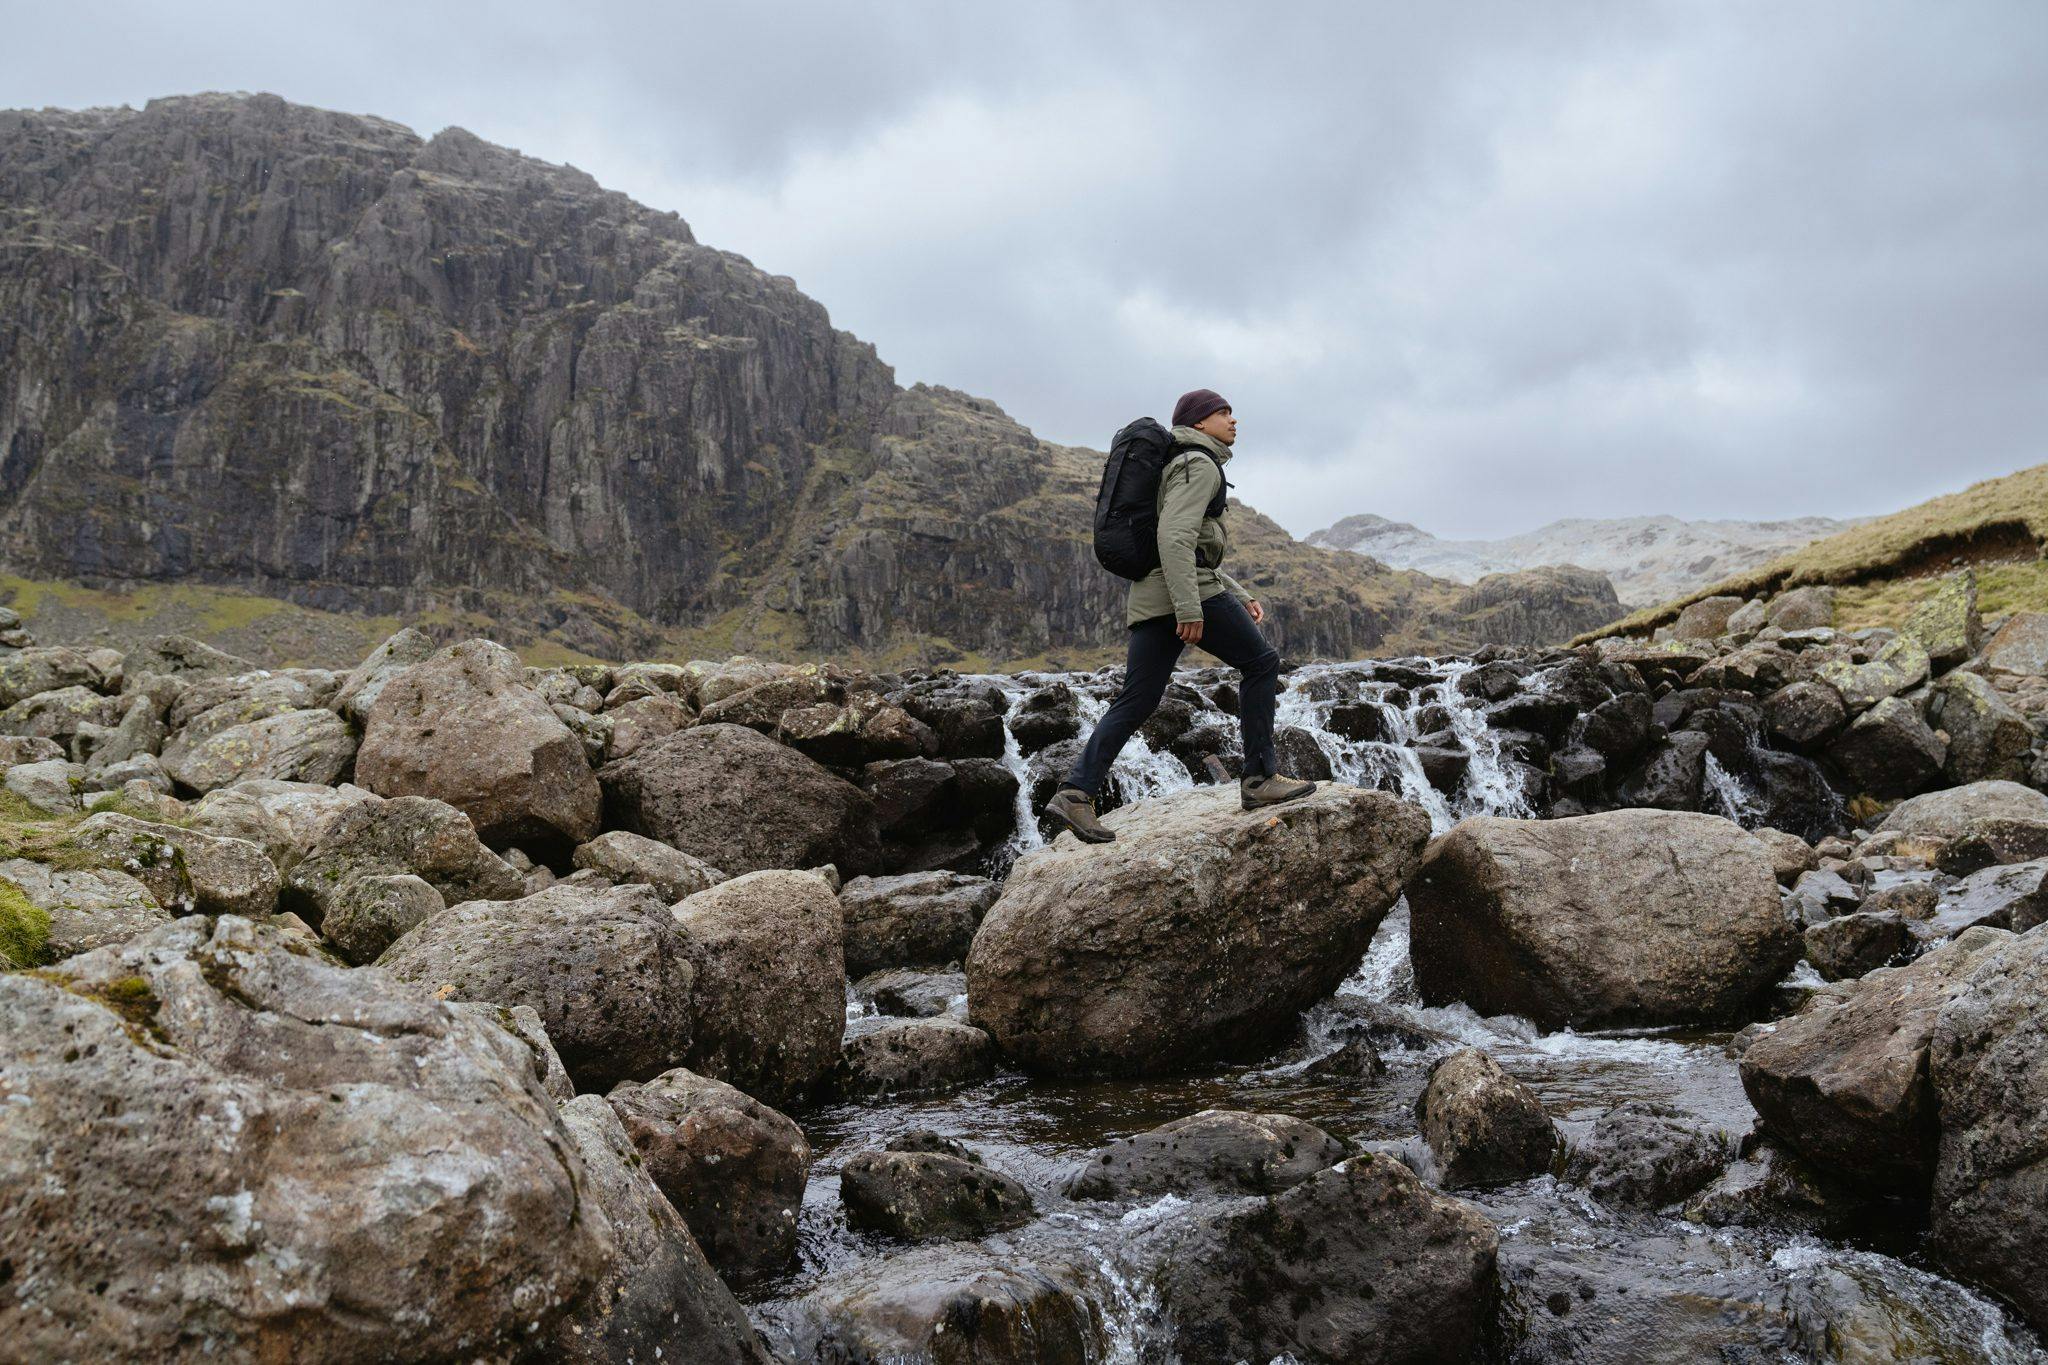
[1308,510,1856,607]
[0,92,1623,667]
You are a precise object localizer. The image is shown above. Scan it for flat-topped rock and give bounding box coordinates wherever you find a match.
[967,784,1429,1078]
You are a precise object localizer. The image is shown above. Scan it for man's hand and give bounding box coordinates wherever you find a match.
[1246,599,1264,624]
[1177,619,1204,643]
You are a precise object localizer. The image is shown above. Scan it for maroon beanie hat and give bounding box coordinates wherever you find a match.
[1170,388,1230,430]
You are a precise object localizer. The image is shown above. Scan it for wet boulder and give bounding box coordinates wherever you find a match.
[357,638,601,852]
[772,1244,1101,1364]
[1739,926,2013,1189]
[600,723,881,876]
[840,870,997,974]
[1928,924,2048,1333]
[1562,1101,1728,1209]
[380,881,697,1092]
[862,756,956,835]
[1578,691,1655,763]
[1804,911,1912,980]
[604,1067,810,1284]
[571,829,727,902]
[1764,679,1848,749]
[1150,1154,1499,1365]
[839,1148,1035,1241]
[836,1018,996,1099]
[1615,731,1708,810]
[854,967,966,1019]
[280,794,522,930]
[1007,683,1081,755]
[1936,817,2048,876]
[672,869,845,1106]
[1409,810,1798,1029]
[1925,859,2048,938]
[895,683,1007,759]
[1879,780,2048,839]
[548,1095,775,1364]
[1065,1109,1347,1201]
[1416,1048,1559,1189]
[969,786,1430,1077]
[0,916,610,1361]
[1827,696,1946,797]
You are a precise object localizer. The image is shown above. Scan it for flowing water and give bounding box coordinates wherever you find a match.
[749,657,2046,1361]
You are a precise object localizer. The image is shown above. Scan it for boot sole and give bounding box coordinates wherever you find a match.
[1241,781,1318,812]
[1044,802,1116,844]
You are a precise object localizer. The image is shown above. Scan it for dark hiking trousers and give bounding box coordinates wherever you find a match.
[1063,591,1281,796]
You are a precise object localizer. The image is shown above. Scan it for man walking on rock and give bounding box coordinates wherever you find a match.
[1045,389,1317,843]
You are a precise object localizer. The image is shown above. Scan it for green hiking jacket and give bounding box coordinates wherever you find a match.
[1126,425,1253,627]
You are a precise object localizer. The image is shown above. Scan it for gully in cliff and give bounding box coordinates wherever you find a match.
[1045,389,1319,843]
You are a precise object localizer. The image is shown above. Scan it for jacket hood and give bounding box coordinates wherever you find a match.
[1171,425,1235,465]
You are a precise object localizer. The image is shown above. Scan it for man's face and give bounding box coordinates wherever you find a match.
[1194,407,1237,445]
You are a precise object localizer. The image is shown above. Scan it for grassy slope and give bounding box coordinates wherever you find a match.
[1576,463,2048,643]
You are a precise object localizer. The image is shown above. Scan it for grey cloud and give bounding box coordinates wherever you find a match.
[4,0,2042,539]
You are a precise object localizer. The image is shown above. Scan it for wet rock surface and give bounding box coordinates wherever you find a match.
[1417,1047,1560,1189]
[1064,1109,1348,1201]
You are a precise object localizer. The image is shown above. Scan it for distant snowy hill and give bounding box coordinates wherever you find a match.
[1306,513,1856,607]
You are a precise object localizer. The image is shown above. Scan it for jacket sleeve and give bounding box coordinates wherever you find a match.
[1219,570,1252,603]
[1156,453,1219,623]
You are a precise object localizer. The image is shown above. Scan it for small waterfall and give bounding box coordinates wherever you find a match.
[986,677,1047,868]
[1070,685,1196,806]
[1703,751,1766,825]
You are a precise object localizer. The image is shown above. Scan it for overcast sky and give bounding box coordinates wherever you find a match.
[7,2,2045,539]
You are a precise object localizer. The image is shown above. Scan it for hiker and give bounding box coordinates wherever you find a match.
[1044,388,1317,843]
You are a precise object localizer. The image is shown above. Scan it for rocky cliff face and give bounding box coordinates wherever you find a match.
[0,93,1619,665]
[1309,513,1855,608]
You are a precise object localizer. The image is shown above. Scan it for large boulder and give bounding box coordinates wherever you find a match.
[672,869,845,1106]
[1416,1048,1558,1189]
[572,829,726,902]
[839,1148,1035,1241]
[0,858,172,961]
[0,646,99,709]
[1927,671,2032,784]
[184,778,378,870]
[548,1095,774,1364]
[68,811,279,918]
[1766,584,1837,631]
[1562,1101,1728,1209]
[604,1067,810,1283]
[968,785,1430,1077]
[1739,926,2013,1188]
[1409,810,1798,1029]
[839,870,998,975]
[280,794,523,935]
[379,881,697,1092]
[1672,596,1745,640]
[1064,1109,1347,1201]
[1817,634,1931,713]
[772,1244,1101,1364]
[356,639,600,851]
[1902,570,1981,668]
[1150,1155,1499,1365]
[1928,924,2048,1333]
[0,916,611,1361]
[329,627,435,726]
[1826,696,1946,797]
[600,723,881,876]
[1878,780,2048,839]
[1982,611,2048,677]
[836,1018,996,1099]
[159,707,355,794]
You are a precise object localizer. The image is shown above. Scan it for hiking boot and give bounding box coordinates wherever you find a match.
[1044,785,1116,843]
[1241,772,1317,811]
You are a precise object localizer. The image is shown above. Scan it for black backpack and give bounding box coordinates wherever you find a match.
[1092,418,1230,580]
